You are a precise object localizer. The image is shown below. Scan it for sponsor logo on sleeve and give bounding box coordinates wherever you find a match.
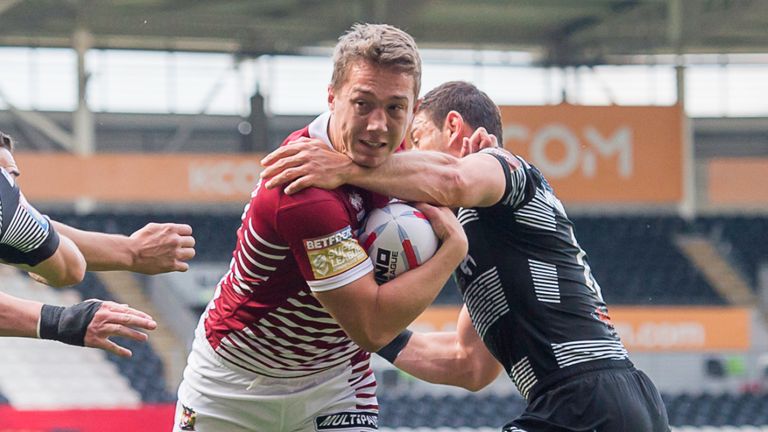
[304,226,367,280]
[315,411,378,431]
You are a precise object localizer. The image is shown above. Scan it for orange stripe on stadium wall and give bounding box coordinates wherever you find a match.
[413,306,750,352]
[499,104,684,205]
[708,158,768,205]
[14,153,266,203]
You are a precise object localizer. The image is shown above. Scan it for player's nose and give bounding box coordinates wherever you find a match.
[366,108,387,133]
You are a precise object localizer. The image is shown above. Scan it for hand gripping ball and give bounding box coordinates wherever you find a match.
[359,202,439,284]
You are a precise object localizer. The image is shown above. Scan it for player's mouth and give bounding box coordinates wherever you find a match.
[360,139,387,149]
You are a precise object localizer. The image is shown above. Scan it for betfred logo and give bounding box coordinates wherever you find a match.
[304,227,366,280]
[305,227,354,250]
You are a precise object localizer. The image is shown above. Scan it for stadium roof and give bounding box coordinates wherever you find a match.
[1,0,767,65]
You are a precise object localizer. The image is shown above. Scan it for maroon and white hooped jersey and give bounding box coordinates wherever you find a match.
[200,112,389,382]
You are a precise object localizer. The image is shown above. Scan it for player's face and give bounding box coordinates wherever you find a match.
[0,147,20,178]
[410,111,452,154]
[328,60,416,168]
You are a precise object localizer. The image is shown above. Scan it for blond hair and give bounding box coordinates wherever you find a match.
[331,23,421,97]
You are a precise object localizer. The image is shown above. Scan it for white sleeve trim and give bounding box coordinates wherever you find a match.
[307,258,373,292]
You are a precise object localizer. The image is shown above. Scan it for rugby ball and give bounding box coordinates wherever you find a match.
[359,202,439,283]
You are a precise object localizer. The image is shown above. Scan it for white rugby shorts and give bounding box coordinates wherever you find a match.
[173,324,378,432]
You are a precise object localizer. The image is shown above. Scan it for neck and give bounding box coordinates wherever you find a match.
[327,114,346,154]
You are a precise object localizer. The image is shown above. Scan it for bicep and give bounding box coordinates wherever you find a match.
[455,153,507,208]
[313,272,379,345]
[457,305,503,377]
[24,234,86,287]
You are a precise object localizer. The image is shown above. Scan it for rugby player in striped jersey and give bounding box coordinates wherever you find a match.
[174,24,467,432]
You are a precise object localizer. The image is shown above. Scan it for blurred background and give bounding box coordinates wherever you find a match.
[1,0,767,430]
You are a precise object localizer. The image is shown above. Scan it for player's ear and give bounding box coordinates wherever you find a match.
[327,84,336,110]
[444,111,465,146]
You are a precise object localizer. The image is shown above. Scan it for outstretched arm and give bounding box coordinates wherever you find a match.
[0,292,44,338]
[389,305,503,391]
[260,136,507,208]
[52,221,196,274]
[0,292,156,358]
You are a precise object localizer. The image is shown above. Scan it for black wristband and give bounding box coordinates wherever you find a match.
[376,329,413,364]
[39,304,65,341]
[39,301,102,346]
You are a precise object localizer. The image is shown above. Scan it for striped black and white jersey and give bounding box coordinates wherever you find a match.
[456,148,628,401]
[0,167,60,266]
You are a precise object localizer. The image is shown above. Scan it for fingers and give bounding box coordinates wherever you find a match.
[170,223,193,236]
[461,127,498,157]
[283,178,312,195]
[411,202,440,220]
[460,138,471,158]
[260,144,299,167]
[174,261,190,272]
[260,137,314,166]
[104,322,151,342]
[261,157,307,186]
[93,338,133,358]
[179,235,196,248]
[263,165,305,190]
[85,302,157,357]
[101,301,156,324]
[177,247,196,261]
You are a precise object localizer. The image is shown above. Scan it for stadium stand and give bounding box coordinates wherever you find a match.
[71,273,176,403]
[697,216,768,290]
[0,270,143,409]
[0,270,173,408]
[571,215,725,305]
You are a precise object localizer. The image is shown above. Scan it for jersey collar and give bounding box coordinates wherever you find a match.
[307,111,333,150]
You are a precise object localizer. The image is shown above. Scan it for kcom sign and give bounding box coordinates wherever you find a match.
[500,105,684,205]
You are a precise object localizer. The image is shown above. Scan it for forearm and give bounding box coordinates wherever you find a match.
[370,237,465,347]
[51,221,134,272]
[347,152,466,207]
[392,331,477,386]
[0,292,42,338]
[386,305,502,391]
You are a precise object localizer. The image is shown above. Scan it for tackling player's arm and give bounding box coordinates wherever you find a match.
[13,233,86,288]
[0,292,45,337]
[0,174,85,287]
[390,305,503,391]
[261,137,510,209]
[0,292,157,358]
[51,221,196,274]
[282,200,467,353]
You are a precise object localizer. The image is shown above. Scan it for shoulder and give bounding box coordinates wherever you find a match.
[280,126,310,146]
[479,148,523,170]
[275,187,352,229]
